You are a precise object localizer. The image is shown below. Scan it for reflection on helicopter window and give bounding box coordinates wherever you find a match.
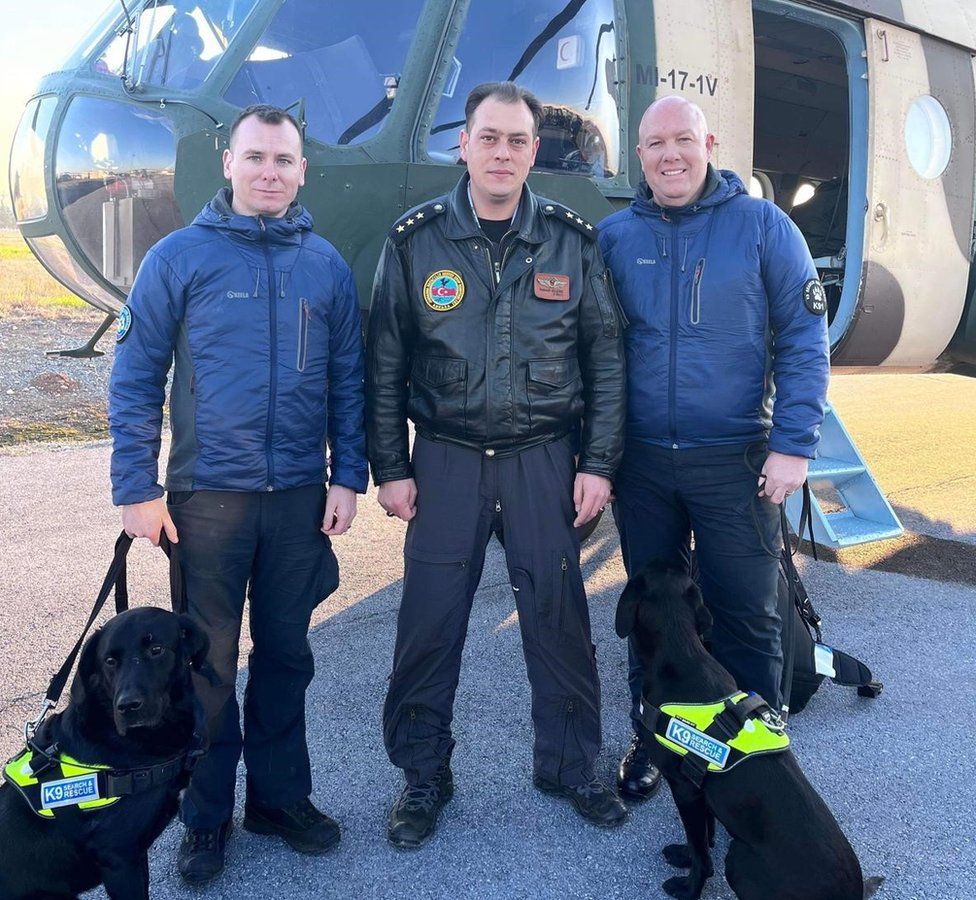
[428,0,620,178]
[55,97,184,293]
[10,96,58,222]
[223,0,423,146]
[97,0,259,91]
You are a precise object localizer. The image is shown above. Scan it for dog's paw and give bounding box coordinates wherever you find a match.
[662,843,693,868]
[662,875,705,900]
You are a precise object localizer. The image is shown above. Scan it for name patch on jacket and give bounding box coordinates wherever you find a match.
[803,279,828,316]
[534,273,570,301]
[423,270,465,311]
[40,773,101,809]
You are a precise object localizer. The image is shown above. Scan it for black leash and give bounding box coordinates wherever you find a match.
[779,483,820,720]
[25,530,186,742]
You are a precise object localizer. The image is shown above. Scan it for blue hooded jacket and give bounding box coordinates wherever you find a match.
[598,169,829,458]
[109,188,367,505]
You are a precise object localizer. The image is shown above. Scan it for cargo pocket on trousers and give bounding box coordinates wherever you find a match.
[551,550,586,641]
[510,566,538,644]
[403,545,471,633]
[315,538,340,606]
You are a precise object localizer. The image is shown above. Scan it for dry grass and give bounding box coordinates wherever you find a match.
[0,229,89,318]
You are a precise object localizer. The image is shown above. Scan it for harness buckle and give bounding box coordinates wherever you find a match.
[24,699,55,744]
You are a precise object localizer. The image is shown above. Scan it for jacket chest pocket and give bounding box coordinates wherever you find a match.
[296,298,329,372]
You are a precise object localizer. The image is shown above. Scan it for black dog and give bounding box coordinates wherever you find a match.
[0,607,210,900]
[616,562,883,900]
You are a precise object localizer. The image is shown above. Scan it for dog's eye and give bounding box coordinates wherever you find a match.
[148,645,165,658]
[103,656,118,668]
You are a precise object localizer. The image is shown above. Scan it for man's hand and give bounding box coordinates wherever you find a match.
[573,473,612,527]
[322,485,358,536]
[758,451,809,505]
[121,498,178,546]
[377,478,418,522]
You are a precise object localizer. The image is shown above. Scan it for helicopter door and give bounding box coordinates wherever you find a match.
[647,0,754,178]
[836,20,976,367]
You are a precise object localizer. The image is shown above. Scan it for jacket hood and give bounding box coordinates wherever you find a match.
[192,187,313,242]
[632,166,746,217]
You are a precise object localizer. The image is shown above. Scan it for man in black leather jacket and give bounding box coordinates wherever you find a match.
[367,82,627,848]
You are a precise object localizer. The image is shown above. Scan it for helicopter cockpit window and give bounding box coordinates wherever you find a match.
[10,96,58,222]
[55,97,184,295]
[97,0,259,91]
[223,0,423,146]
[427,0,620,178]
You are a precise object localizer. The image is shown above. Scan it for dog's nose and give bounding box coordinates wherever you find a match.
[116,695,144,714]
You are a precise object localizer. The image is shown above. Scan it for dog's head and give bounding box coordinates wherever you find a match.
[615,561,712,662]
[71,607,210,736]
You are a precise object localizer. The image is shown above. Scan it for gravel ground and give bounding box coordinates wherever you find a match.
[0,310,116,446]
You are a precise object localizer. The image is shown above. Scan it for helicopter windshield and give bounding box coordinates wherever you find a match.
[222,0,423,146]
[97,0,260,91]
[428,0,620,178]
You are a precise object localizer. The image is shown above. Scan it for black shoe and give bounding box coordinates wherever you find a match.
[387,764,454,849]
[617,732,663,801]
[533,775,628,828]
[243,797,341,855]
[177,820,232,885]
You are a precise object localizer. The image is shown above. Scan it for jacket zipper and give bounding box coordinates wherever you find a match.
[259,217,278,490]
[297,298,311,371]
[668,214,679,448]
[691,259,705,325]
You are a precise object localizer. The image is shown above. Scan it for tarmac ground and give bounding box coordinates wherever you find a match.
[0,372,973,899]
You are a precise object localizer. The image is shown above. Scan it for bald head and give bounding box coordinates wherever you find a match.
[636,96,715,208]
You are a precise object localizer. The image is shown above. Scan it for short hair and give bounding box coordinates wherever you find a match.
[464,81,544,136]
[229,104,303,146]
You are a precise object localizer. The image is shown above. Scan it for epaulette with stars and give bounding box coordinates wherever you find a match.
[389,200,447,245]
[540,201,598,239]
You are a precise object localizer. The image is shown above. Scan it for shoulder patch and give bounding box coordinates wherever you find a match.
[540,202,598,240]
[389,200,447,245]
[802,279,828,316]
[116,305,133,343]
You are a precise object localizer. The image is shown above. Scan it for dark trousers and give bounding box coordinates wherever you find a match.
[168,485,339,828]
[612,441,784,721]
[383,435,601,787]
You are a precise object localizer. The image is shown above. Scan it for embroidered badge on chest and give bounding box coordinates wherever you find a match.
[534,272,570,301]
[423,270,465,311]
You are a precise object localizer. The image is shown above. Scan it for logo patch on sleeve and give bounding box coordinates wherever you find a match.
[40,773,100,809]
[116,305,133,342]
[534,273,571,301]
[803,279,828,316]
[423,270,465,311]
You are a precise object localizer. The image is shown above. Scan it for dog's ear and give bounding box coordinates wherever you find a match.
[685,582,713,638]
[615,578,641,638]
[178,615,216,683]
[70,629,102,706]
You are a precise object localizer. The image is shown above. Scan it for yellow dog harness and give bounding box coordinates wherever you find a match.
[638,691,790,786]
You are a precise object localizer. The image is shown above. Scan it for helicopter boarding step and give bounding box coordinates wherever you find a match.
[785,403,903,549]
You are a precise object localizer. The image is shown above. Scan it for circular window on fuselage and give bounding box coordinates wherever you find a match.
[905,95,952,179]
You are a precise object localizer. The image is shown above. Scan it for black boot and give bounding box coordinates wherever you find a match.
[387,763,454,849]
[533,775,628,828]
[243,797,341,854]
[177,820,232,885]
[617,733,662,801]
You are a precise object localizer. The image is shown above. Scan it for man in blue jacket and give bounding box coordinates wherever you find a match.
[599,96,829,801]
[109,105,367,883]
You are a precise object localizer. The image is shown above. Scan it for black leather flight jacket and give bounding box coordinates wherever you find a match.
[366,174,626,485]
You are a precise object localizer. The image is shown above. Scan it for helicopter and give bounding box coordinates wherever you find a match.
[8,0,976,373]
